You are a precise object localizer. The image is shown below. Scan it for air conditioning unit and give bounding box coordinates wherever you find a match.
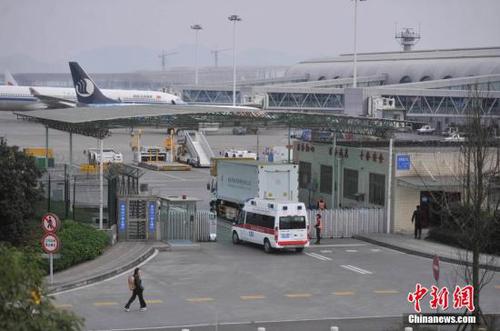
[353,192,365,202]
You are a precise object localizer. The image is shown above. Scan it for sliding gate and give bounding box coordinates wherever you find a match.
[161,210,217,242]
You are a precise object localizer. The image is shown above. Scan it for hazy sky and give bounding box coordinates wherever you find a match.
[1,0,500,72]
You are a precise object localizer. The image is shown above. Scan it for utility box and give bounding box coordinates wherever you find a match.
[24,148,55,170]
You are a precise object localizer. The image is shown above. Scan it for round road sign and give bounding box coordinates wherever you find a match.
[433,255,440,281]
[41,233,60,254]
[41,213,60,233]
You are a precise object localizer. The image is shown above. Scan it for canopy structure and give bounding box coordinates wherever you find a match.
[15,104,410,139]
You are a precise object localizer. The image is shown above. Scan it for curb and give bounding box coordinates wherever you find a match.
[353,235,500,272]
[48,244,168,294]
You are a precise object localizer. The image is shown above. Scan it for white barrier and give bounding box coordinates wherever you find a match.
[308,208,386,238]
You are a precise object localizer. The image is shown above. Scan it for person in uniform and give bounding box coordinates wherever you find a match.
[411,205,422,239]
[314,213,322,244]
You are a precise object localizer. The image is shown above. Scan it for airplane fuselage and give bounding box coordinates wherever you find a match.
[0,85,182,111]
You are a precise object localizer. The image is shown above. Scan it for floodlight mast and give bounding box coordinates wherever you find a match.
[191,24,203,85]
[352,0,366,88]
[228,14,242,107]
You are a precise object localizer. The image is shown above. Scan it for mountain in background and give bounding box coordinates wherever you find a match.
[0,45,309,74]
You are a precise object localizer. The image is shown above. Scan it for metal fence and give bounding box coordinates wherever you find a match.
[160,210,216,242]
[308,208,385,238]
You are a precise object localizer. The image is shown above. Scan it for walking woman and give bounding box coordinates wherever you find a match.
[124,267,147,312]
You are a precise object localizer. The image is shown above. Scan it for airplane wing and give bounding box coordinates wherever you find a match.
[29,88,76,109]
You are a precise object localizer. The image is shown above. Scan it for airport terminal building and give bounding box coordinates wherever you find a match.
[185,46,500,131]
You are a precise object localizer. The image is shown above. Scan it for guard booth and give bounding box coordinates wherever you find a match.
[159,195,217,242]
[117,195,159,241]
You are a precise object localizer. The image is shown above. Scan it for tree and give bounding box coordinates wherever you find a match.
[0,244,83,331]
[423,87,499,330]
[0,138,42,245]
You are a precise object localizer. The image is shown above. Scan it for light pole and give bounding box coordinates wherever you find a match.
[352,0,366,88]
[191,24,203,85]
[228,14,242,107]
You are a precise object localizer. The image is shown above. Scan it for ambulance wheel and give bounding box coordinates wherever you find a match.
[232,231,241,244]
[295,247,304,253]
[263,239,273,254]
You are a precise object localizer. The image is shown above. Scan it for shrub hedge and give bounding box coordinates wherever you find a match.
[428,225,500,255]
[42,220,109,272]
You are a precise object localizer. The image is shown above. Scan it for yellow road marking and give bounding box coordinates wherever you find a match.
[333,291,355,296]
[93,302,118,306]
[55,304,73,309]
[240,295,266,300]
[145,299,163,304]
[285,293,312,298]
[374,290,399,294]
[187,297,214,303]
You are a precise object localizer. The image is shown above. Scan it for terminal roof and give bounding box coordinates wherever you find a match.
[15,104,411,139]
[14,105,262,139]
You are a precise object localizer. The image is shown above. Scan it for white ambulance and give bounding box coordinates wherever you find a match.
[231,198,309,253]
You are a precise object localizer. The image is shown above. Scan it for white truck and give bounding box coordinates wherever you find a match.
[208,160,299,220]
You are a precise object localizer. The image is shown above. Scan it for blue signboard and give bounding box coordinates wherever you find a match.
[119,200,126,231]
[397,154,411,170]
[148,201,156,232]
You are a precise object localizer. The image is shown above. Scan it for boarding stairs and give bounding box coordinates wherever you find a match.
[183,130,214,167]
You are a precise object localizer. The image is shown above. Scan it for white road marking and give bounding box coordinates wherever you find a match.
[307,243,367,248]
[345,249,358,253]
[320,250,333,254]
[305,252,332,261]
[370,248,381,252]
[341,264,373,275]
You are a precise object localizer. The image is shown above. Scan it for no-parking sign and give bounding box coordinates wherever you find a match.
[41,233,60,254]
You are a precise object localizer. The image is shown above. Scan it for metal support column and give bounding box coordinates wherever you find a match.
[69,132,73,212]
[386,138,394,234]
[45,126,49,169]
[287,125,291,163]
[331,135,337,209]
[99,138,104,230]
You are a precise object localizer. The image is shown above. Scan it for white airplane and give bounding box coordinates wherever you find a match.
[0,64,183,111]
[68,62,184,107]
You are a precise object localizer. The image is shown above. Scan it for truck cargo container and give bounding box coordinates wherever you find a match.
[208,160,299,220]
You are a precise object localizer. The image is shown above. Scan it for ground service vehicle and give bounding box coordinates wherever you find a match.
[86,148,123,164]
[417,125,435,135]
[444,133,466,142]
[208,160,299,220]
[232,198,309,253]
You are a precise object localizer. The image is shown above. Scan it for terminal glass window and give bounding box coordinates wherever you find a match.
[320,165,333,194]
[369,173,385,206]
[279,216,306,230]
[299,161,311,189]
[343,168,358,200]
[245,212,275,229]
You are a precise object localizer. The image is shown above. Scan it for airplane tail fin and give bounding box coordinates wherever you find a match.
[68,62,116,104]
[5,71,18,86]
